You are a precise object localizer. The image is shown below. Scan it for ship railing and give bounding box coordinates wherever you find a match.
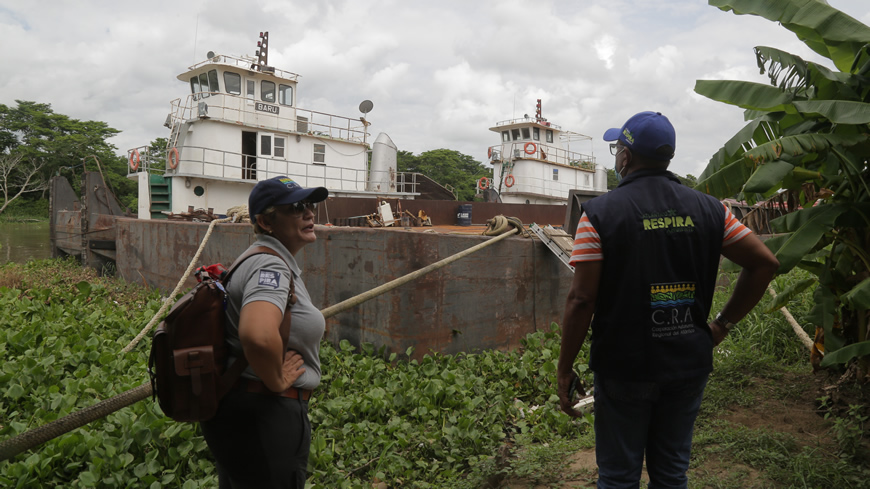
[491,171,600,198]
[168,93,369,144]
[129,144,418,194]
[487,143,596,170]
[126,146,167,174]
[493,118,563,131]
[186,54,300,81]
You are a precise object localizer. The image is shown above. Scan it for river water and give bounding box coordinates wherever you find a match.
[0,222,53,264]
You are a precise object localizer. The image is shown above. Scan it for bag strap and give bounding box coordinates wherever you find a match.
[218,245,296,396]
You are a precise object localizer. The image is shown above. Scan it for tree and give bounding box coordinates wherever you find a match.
[0,153,48,215]
[694,0,870,375]
[0,101,131,213]
[397,149,491,201]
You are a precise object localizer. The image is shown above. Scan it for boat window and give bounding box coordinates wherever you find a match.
[313,143,326,164]
[511,129,521,141]
[522,128,531,140]
[546,130,554,143]
[533,127,540,141]
[501,131,509,142]
[261,81,276,102]
[246,80,255,100]
[189,77,201,100]
[553,168,559,181]
[260,135,272,156]
[224,72,241,95]
[274,137,285,158]
[198,73,210,98]
[278,85,293,106]
[207,69,220,94]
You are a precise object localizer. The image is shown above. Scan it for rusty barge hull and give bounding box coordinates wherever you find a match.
[50,172,576,357]
[115,219,573,357]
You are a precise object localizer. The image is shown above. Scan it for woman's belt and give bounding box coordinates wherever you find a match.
[234,378,312,400]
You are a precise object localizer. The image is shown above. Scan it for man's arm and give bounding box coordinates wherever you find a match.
[711,233,780,345]
[557,260,602,417]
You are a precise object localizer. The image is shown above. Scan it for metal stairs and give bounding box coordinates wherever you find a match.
[529,223,574,271]
[149,174,171,219]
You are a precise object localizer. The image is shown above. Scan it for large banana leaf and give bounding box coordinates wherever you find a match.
[743,160,794,193]
[770,203,845,233]
[695,80,793,111]
[698,133,867,199]
[792,100,870,124]
[820,340,870,366]
[698,116,782,183]
[710,0,870,72]
[764,204,847,272]
[755,46,856,91]
[841,277,870,309]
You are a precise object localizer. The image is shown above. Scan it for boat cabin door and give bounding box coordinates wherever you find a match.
[242,131,256,180]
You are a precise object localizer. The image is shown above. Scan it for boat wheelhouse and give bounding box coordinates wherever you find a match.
[127,32,409,220]
[486,99,607,205]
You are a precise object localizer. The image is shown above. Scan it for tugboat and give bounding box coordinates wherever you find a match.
[485,99,607,205]
[126,31,407,220]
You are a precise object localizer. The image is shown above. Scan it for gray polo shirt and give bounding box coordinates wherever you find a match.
[224,235,325,390]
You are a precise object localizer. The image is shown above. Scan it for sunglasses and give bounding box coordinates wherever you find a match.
[281,201,318,214]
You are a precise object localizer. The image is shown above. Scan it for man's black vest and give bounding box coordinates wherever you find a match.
[581,169,725,381]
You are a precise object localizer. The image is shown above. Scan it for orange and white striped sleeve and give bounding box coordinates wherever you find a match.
[723,204,752,246]
[569,212,603,264]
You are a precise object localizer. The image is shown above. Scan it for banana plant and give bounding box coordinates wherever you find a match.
[695,0,870,374]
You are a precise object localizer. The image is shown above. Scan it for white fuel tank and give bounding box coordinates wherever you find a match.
[367,132,397,192]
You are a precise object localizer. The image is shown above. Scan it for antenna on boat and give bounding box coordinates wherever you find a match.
[252,31,269,71]
[359,100,374,145]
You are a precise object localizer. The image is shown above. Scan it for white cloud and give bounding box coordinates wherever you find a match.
[0,0,867,181]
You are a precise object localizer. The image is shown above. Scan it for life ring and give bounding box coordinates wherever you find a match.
[505,174,515,188]
[524,142,537,155]
[168,147,180,169]
[129,149,140,171]
[478,177,490,190]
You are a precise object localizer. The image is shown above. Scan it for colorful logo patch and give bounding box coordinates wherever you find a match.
[622,128,635,145]
[278,177,300,189]
[650,283,696,307]
[258,269,281,288]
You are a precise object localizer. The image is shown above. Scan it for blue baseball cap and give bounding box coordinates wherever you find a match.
[603,111,675,161]
[248,176,328,218]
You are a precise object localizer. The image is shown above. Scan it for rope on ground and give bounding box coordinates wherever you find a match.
[767,287,814,351]
[483,215,530,238]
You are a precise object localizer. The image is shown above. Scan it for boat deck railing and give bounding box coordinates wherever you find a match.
[489,170,600,199]
[488,142,596,170]
[186,54,301,82]
[128,145,420,194]
[169,93,369,144]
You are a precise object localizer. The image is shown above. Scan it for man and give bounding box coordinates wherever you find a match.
[556,111,779,489]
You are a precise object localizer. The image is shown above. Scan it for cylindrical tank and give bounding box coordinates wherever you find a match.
[594,164,608,192]
[456,204,472,226]
[367,132,397,192]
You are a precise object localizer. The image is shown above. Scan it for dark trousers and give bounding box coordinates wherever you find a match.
[200,389,311,489]
[593,373,709,489]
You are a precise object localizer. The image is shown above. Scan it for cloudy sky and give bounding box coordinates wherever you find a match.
[1,0,868,179]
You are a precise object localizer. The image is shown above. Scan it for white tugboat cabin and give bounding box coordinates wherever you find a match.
[127,32,408,219]
[485,99,607,205]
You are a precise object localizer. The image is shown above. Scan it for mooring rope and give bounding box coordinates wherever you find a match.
[0,217,528,462]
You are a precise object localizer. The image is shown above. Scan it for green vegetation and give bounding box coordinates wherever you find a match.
[397,149,492,201]
[0,101,136,216]
[1,259,868,488]
[694,0,870,379]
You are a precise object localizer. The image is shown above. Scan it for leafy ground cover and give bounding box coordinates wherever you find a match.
[1,259,868,488]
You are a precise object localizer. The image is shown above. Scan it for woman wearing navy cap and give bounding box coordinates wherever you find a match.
[201,176,328,488]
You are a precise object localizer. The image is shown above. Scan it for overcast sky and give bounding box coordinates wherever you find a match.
[1,0,868,179]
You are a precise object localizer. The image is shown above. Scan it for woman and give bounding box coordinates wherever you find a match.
[201,175,328,488]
